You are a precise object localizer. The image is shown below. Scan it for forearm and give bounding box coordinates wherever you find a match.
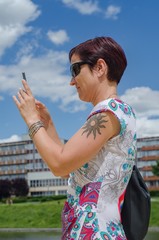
[31,127,67,177]
[13,81,69,176]
[46,120,64,146]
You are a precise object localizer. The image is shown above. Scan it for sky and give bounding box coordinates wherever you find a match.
[0,0,159,143]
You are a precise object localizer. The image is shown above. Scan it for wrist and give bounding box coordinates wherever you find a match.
[27,116,41,128]
[28,120,45,139]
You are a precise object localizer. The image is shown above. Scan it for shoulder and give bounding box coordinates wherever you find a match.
[89,98,136,120]
[88,98,136,137]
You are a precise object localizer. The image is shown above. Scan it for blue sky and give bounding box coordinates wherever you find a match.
[0,0,159,143]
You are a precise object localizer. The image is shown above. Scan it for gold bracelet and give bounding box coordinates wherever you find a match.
[28,120,45,139]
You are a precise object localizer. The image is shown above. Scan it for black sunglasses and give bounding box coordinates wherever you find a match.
[70,61,90,78]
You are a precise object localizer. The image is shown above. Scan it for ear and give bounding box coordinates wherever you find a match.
[95,58,107,77]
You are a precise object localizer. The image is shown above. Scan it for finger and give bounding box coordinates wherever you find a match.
[13,95,20,108]
[35,100,46,109]
[22,79,33,96]
[18,88,27,99]
[36,103,46,109]
[35,99,42,105]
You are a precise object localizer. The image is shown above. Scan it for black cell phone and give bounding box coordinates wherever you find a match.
[22,72,27,81]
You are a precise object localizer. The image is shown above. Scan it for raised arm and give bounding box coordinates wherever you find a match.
[13,80,120,177]
[35,100,63,146]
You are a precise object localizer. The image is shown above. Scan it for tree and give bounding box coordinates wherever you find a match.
[12,178,29,197]
[0,179,12,199]
[152,160,159,176]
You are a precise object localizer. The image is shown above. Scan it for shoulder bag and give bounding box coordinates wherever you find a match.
[121,165,151,240]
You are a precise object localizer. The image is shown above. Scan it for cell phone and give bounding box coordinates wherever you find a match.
[22,72,27,81]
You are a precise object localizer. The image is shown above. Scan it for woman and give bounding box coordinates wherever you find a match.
[13,36,136,239]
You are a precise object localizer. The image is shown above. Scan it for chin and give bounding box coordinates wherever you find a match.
[78,93,90,103]
[79,96,90,103]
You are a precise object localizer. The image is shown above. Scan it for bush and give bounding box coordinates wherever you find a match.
[150,190,159,197]
[12,197,28,204]
[0,195,67,204]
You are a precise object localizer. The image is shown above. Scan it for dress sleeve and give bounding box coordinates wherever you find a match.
[88,99,134,136]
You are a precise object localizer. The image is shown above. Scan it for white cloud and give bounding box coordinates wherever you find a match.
[47,30,69,45]
[121,87,159,138]
[62,0,100,15]
[0,96,4,101]
[105,5,121,20]
[121,87,159,118]
[0,0,40,57]
[0,134,21,143]
[136,117,159,138]
[15,39,40,62]
[0,50,87,113]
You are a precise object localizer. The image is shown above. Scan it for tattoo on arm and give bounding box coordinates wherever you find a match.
[81,113,108,139]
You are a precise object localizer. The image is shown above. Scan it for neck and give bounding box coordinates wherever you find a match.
[92,81,118,106]
[107,92,117,99]
[92,92,118,106]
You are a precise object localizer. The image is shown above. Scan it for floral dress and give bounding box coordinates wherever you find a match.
[62,98,136,240]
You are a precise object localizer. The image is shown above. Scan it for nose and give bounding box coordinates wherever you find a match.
[70,77,76,86]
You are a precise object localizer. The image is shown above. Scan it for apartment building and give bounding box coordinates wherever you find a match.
[0,135,68,196]
[137,136,159,191]
[0,135,159,195]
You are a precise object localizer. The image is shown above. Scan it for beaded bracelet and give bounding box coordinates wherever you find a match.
[28,120,45,139]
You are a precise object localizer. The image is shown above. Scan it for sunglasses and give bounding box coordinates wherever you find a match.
[70,61,90,78]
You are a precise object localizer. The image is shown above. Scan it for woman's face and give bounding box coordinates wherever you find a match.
[70,54,99,103]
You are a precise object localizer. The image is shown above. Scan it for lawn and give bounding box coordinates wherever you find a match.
[0,200,65,228]
[149,198,159,227]
[0,198,158,228]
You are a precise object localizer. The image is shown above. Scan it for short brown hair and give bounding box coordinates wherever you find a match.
[69,36,127,84]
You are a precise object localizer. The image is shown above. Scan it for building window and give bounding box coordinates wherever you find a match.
[58,190,67,195]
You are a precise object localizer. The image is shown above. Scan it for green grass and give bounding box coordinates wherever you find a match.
[149,198,159,227]
[0,198,158,228]
[0,200,65,228]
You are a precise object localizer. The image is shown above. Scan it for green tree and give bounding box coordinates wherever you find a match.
[12,178,29,197]
[0,179,12,199]
[152,160,159,176]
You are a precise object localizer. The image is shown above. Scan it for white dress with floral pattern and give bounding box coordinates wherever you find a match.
[62,98,136,240]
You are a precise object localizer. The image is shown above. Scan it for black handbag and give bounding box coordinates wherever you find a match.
[121,165,151,240]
